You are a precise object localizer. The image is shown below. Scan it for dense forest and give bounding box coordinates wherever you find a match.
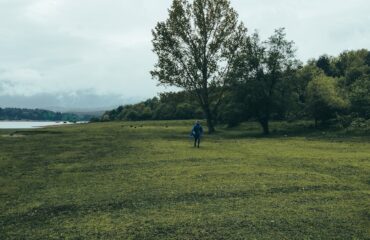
[99,48,370,133]
[0,108,92,121]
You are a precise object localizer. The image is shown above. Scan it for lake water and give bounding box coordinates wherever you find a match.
[0,121,81,129]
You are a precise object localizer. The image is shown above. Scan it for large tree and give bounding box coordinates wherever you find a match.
[306,75,349,127]
[151,0,246,133]
[231,29,300,134]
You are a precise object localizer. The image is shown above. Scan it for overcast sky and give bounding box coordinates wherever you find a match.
[0,0,369,109]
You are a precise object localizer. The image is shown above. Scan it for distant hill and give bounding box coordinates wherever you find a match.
[0,93,142,112]
[0,107,98,121]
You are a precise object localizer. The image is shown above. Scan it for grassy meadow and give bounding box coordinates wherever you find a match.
[0,120,369,239]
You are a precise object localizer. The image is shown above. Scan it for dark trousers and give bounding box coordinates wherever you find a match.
[194,137,200,147]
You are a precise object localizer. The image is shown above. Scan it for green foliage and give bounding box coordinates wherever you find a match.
[217,102,244,127]
[306,75,349,126]
[316,55,337,76]
[152,103,176,120]
[349,77,370,118]
[151,0,247,133]
[290,64,324,117]
[230,29,300,134]
[1,121,369,239]
[336,49,369,79]
[336,50,370,118]
[175,103,194,119]
[101,92,204,122]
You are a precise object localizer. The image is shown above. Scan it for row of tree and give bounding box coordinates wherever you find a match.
[101,46,369,133]
[102,0,369,134]
[98,91,202,122]
[220,48,370,133]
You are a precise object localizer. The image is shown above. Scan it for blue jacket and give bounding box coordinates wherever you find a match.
[191,123,203,138]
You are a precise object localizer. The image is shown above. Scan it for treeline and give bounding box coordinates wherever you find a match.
[0,108,90,121]
[98,91,203,122]
[100,48,370,132]
[219,48,370,133]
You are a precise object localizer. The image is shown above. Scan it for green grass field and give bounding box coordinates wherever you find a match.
[1,121,369,239]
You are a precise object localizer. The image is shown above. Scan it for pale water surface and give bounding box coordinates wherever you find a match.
[0,121,77,129]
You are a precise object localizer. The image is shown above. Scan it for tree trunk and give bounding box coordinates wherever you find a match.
[259,118,270,135]
[193,90,216,134]
[204,107,216,134]
[206,116,215,134]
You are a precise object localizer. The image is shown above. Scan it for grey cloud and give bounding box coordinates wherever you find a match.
[232,0,370,60]
[0,90,143,111]
[0,0,369,109]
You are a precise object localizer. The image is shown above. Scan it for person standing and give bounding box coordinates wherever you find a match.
[191,121,203,148]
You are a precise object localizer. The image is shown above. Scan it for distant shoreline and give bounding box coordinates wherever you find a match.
[0,121,88,129]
